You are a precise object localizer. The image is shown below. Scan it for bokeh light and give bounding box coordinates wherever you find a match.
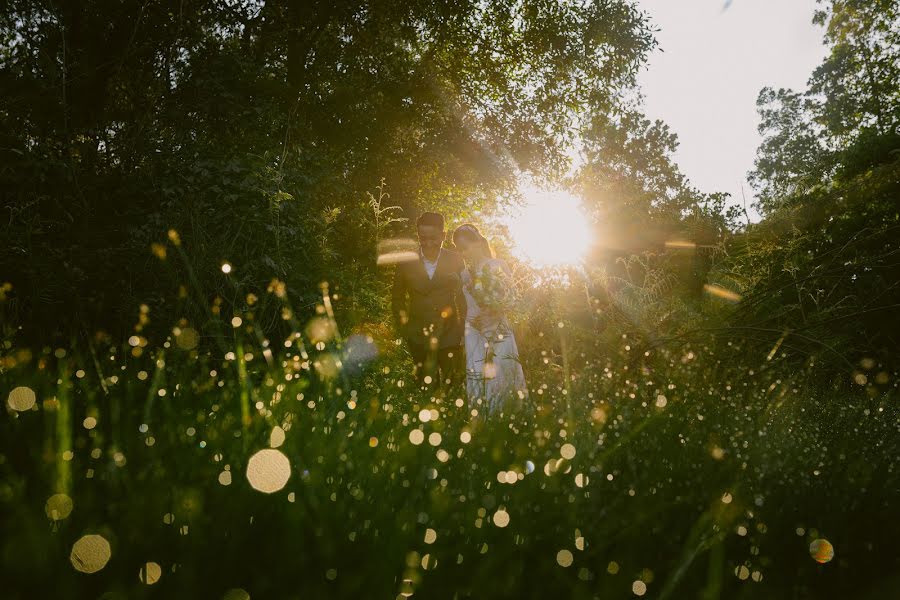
[493,509,510,527]
[45,494,73,521]
[139,561,162,585]
[409,428,425,445]
[810,538,834,564]
[7,386,36,412]
[556,549,573,567]
[246,449,291,493]
[70,534,111,573]
[269,426,286,448]
[176,327,199,350]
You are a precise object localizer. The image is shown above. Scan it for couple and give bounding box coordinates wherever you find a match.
[391,212,527,416]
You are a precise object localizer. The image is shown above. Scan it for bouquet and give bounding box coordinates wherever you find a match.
[469,262,515,314]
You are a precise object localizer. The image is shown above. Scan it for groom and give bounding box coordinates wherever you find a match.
[391,212,466,394]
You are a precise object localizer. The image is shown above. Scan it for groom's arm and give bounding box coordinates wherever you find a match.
[391,265,408,337]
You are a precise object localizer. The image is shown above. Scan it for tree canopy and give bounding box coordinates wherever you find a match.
[751,0,900,210]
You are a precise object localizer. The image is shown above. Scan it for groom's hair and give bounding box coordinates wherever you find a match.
[416,212,444,230]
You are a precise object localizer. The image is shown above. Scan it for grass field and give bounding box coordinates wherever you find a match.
[2,278,899,599]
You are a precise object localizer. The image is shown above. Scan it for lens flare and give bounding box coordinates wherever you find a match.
[504,186,592,267]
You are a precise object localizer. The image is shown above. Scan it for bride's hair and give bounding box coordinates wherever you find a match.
[452,223,493,259]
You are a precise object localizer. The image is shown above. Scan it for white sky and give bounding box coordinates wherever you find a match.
[634,0,828,218]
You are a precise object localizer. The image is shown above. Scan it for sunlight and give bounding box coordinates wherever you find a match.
[504,185,592,267]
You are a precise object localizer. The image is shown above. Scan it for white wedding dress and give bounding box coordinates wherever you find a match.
[460,258,528,415]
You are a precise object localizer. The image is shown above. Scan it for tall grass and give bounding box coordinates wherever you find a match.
[2,248,899,599]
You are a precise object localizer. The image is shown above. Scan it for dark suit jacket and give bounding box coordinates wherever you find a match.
[391,248,466,349]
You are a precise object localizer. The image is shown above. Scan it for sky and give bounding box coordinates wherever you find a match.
[633,0,829,219]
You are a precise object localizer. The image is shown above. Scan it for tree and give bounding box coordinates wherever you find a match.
[811,0,900,139]
[748,87,834,212]
[750,0,900,214]
[573,104,738,349]
[734,0,900,372]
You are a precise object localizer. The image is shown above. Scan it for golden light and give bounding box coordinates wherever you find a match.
[504,186,592,267]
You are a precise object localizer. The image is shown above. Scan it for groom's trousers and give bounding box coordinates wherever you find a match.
[408,343,464,396]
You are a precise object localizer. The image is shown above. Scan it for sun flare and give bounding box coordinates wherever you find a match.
[504,186,592,267]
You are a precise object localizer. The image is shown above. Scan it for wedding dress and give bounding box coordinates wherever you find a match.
[460,258,528,415]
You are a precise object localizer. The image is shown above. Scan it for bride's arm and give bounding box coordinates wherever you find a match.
[455,263,468,324]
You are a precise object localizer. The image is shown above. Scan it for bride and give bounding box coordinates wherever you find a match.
[452,224,527,416]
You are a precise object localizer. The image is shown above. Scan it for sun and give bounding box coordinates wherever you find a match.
[503,185,593,267]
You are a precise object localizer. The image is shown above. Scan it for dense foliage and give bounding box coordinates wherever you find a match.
[740,0,900,373]
[0,0,654,340]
